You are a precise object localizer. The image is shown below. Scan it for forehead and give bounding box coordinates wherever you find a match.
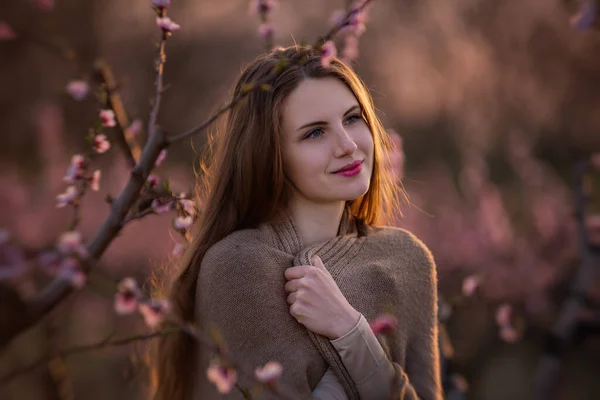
[281,77,359,130]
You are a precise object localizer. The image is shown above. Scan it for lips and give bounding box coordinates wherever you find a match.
[334,160,363,173]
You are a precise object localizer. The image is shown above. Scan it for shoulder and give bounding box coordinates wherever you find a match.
[199,227,286,283]
[367,225,436,281]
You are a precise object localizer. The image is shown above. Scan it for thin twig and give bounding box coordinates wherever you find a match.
[0,330,174,385]
[94,59,140,167]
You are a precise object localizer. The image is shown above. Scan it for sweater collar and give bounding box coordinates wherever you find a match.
[263,204,362,267]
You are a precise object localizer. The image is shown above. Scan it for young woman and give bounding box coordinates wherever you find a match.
[153,45,442,400]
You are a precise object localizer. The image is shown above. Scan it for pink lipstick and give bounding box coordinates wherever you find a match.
[333,160,363,177]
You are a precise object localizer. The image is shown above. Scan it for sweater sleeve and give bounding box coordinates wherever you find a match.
[329,233,443,400]
[312,368,348,399]
[387,238,443,400]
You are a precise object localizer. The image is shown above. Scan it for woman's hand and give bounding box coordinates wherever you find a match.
[284,255,360,340]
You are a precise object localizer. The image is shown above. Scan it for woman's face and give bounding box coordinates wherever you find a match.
[280,77,374,205]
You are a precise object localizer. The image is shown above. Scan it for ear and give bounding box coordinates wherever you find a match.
[312,255,326,270]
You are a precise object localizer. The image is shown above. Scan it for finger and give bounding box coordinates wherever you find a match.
[284,265,309,280]
[312,255,325,270]
[286,292,297,305]
[284,279,300,293]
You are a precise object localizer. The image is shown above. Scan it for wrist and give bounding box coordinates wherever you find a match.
[330,308,361,340]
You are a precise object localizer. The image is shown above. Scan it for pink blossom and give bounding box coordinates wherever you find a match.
[499,325,521,343]
[320,41,337,67]
[0,22,17,41]
[66,80,89,101]
[249,0,278,15]
[461,275,480,297]
[369,313,398,335]
[179,199,196,216]
[341,35,359,63]
[138,299,171,328]
[114,277,141,315]
[495,303,512,327]
[0,229,10,245]
[586,215,600,245]
[58,257,86,289]
[257,23,275,40]
[147,175,160,187]
[151,199,173,214]
[206,360,238,394]
[57,231,89,259]
[93,134,111,154]
[155,149,167,166]
[35,0,55,11]
[99,109,116,128]
[329,9,346,27]
[174,215,193,230]
[63,154,86,184]
[90,170,101,191]
[590,153,600,169]
[56,186,79,208]
[127,119,143,137]
[156,17,180,32]
[152,0,171,8]
[172,243,183,255]
[255,361,283,384]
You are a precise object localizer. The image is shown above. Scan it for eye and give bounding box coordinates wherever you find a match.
[344,113,363,125]
[303,128,324,140]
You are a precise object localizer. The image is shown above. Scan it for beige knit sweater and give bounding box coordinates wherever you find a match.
[194,209,442,399]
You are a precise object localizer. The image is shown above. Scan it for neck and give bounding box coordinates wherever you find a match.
[287,198,346,248]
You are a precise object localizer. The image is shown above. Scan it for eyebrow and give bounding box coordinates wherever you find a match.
[296,104,362,131]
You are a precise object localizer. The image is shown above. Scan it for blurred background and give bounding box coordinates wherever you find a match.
[1,0,600,399]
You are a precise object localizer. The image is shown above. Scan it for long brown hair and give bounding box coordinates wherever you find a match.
[152,44,402,399]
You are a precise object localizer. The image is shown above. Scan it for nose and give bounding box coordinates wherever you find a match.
[333,127,358,158]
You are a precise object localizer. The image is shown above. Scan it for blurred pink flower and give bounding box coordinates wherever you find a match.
[57,231,88,259]
[155,149,167,166]
[249,0,277,15]
[369,313,398,335]
[34,0,55,11]
[174,215,193,230]
[320,41,337,67]
[207,360,238,394]
[156,17,180,32]
[586,215,600,245]
[329,9,346,27]
[151,199,172,214]
[255,361,283,384]
[58,257,86,289]
[93,134,111,154]
[341,35,359,63]
[127,119,143,137]
[0,21,17,41]
[64,154,86,184]
[99,109,116,128]
[147,175,160,187]
[495,303,513,327]
[138,298,170,328]
[499,325,521,343]
[590,153,600,169]
[114,277,141,315]
[56,186,79,208]
[179,199,196,216]
[90,170,101,191]
[172,243,183,255]
[461,275,480,297]
[257,23,274,40]
[66,80,89,101]
[152,0,171,8]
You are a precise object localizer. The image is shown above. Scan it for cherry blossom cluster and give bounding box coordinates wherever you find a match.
[322,0,371,67]
[114,277,171,329]
[206,357,283,394]
[250,0,278,45]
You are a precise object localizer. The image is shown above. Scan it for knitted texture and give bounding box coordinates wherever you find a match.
[194,208,442,399]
